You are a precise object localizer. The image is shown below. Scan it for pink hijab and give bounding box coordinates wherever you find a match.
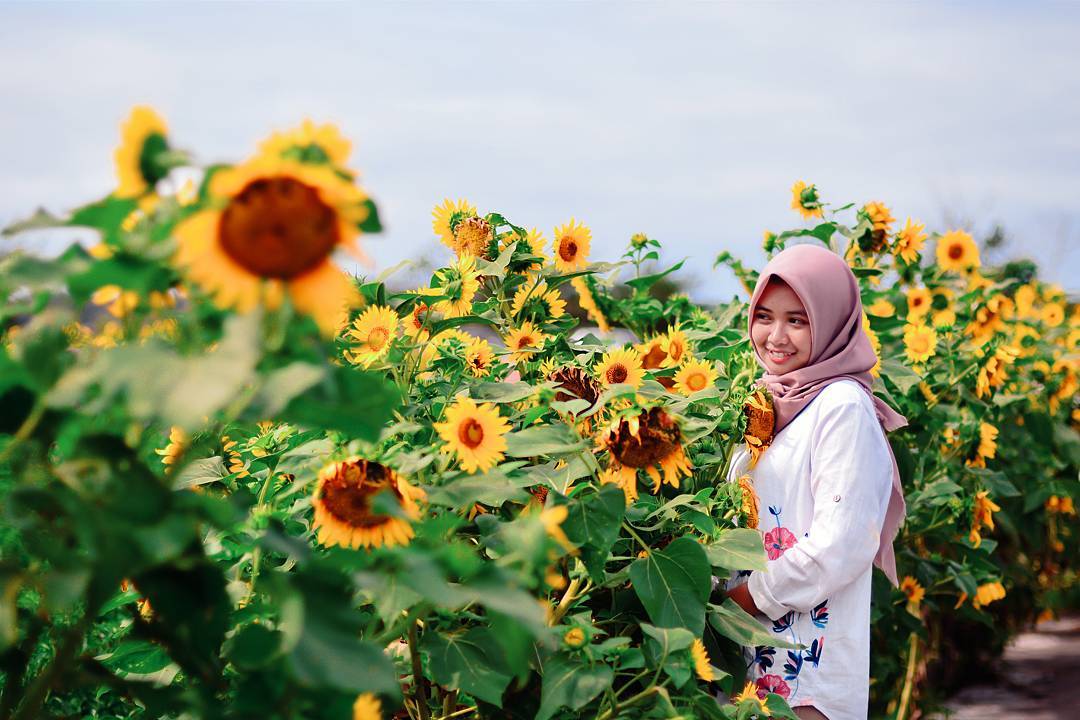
[748,243,907,586]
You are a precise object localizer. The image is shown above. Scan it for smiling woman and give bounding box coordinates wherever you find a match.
[750,277,812,374]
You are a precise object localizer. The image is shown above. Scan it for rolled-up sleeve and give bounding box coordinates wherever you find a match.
[747,395,893,620]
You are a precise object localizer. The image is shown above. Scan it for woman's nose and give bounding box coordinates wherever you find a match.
[768,323,787,344]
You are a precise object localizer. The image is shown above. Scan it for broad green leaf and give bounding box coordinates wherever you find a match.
[708,599,801,649]
[281,364,398,441]
[248,363,325,418]
[880,358,921,395]
[703,528,767,572]
[426,469,531,508]
[630,536,711,635]
[173,456,226,490]
[536,652,614,720]
[505,424,588,457]
[224,623,282,670]
[423,627,512,707]
[470,380,539,403]
[626,258,686,293]
[99,640,174,675]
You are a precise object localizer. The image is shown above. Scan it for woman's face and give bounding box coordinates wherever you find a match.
[751,279,812,374]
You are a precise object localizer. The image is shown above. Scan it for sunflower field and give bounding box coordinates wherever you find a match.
[0,108,1076,720]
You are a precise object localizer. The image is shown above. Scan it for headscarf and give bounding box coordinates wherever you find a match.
[748,243,907,586]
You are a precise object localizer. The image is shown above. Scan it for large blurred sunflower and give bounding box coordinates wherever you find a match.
[673,358,718,396]
[344,305,398,367]
[114,106,175,198]
[434,396,511,473]
[432,198,477,250]
[595,347,645,388]
[259,119,352,169]
[552,219,591,273]
[936,230,980,272]
[312,457,423,550]
[173,156,368,334]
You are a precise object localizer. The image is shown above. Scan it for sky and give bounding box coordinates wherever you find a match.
[2,1,1078,303]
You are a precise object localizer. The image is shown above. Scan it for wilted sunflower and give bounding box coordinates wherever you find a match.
[155,426,188,472]
[906,287,932,319]
[432,255,480,319]
[434,396,511,473]
[737,474,759,529]
[790,180,824,220]
[173,156,369,335]
[966,421,999,469]
[511,277,566,320]
[972,489,1001,541]
[504,321,549,364]
[549,366,602,412]
[259,119,353,170]
[570,276,611,332]
[690,639,714,682]
[114,106,176,198]
[464,337,495,377]
[975,345,1018,398]
[673,358,718,396]
[743,389,775,467]
[432,198,477,250]
[552,218,591,273]
[312,457,423,550]
[936,230,981,272]
[894,217,927,264]
[452,215,495,260]
[344,305,398,367]
[595,347,645,389]
[600,407,693,492]
[903,323,938,365]
[352,692,382,720]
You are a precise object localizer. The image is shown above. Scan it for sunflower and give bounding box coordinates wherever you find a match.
[536,503,576,554]
[510,277,566,320]
[563,627,586,649]
[600,407,693,492]
[637,335,668,370]
[972,581,1006,609]
[464,338,495,377]
[312,457,422,550]
[595,347,645,389]
[966,422,999,469]
[673,358,718,396]
[743,390,775,467]
[154,426,188,472]
[903,323,938,365]
[906,287,932,319]
[936,230,980,272]
[432,255,480,319]
[790,180,823,220]
[453,215,495,260]
[690,638,714,682]
[733,681,770,716]
[114,106,174,198]
[173,156,367,335]
[737,475,759,529]
[552,218,591,273]
[1014,283,1038,319]
[975,345,1017,398]
[932,308,957,328]
[661,325,691,368]
[899,576,925,609]
[434,396,511,473]
[571,276,610,332]
[344,305,398,367]
[866,298,895,318]
[549,366,602,414]
[894,217,927,264]
[504,321,549,364]
[402,287,440,341]
[91,285,140,318]
[259,119,352,170]
[1041,302,1065,327]
[967,295,1012,345]
[432,198,477,250]
[600,464,640,504]
[859,201,895,253]
[222,435,249,477]
[352,692,382,720]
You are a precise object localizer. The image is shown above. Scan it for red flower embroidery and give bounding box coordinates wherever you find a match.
[763,526,797,560]
[756,673,791,699]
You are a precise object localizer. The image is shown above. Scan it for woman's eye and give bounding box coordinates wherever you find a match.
[790,318,805,326]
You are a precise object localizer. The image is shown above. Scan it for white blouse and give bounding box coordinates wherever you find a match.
[725,380,894,720]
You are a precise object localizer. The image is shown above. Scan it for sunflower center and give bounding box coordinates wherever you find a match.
[558,238,578,262]
[948,244,964,260]
[320,461,399,529]
[606,363,629,384]
[459,419,485,448]
[640,344,667,370]
[687,373,706,391]
[517,335,536,350]
[609,409,681,468]
[367,327,390,351]
[669,342,684,363]
[219,177,340,279]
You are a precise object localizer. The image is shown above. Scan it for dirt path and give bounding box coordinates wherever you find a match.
[932,615,1080,719]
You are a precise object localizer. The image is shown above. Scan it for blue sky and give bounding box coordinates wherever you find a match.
[2,1,1078,301]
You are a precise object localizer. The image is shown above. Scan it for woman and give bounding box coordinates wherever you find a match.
[723,243,907,720]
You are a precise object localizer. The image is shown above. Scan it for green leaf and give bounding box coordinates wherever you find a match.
[630,536,711,635]
[562,485,626,581]
[248,363,325,418]
[536,652,614,720]
[173,456,226,490]
[641,624,695,688]
[356,198,383,233]
[626,259,686,293]
[225,623,282,670]
[708,599,802,649]
[470,380,538,403]
[99,640,174,675]
[1,207,66,236]
[505,424,588,458]
[426,469,531,508]
[703,528,767,572]
[281,364,399,441]
[423,627,513,707]
[880,357,921,395]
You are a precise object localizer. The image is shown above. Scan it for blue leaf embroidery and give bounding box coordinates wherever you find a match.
[783,649,804,680]
[804,637,825,667]
[811,598,830,628]
[753,646,775,672]
[772,611,795,633]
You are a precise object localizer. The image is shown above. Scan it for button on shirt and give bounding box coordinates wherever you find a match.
[726,380,894,720]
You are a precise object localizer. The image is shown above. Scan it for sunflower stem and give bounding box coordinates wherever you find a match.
[621,522,650,554]
[0,400,45,465]
[895,631,919,720]
[550,576,583,626]
[597,684,660,720]
[408,618,431,720]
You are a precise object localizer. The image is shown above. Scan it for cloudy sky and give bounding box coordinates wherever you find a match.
[3,1,1078,301]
